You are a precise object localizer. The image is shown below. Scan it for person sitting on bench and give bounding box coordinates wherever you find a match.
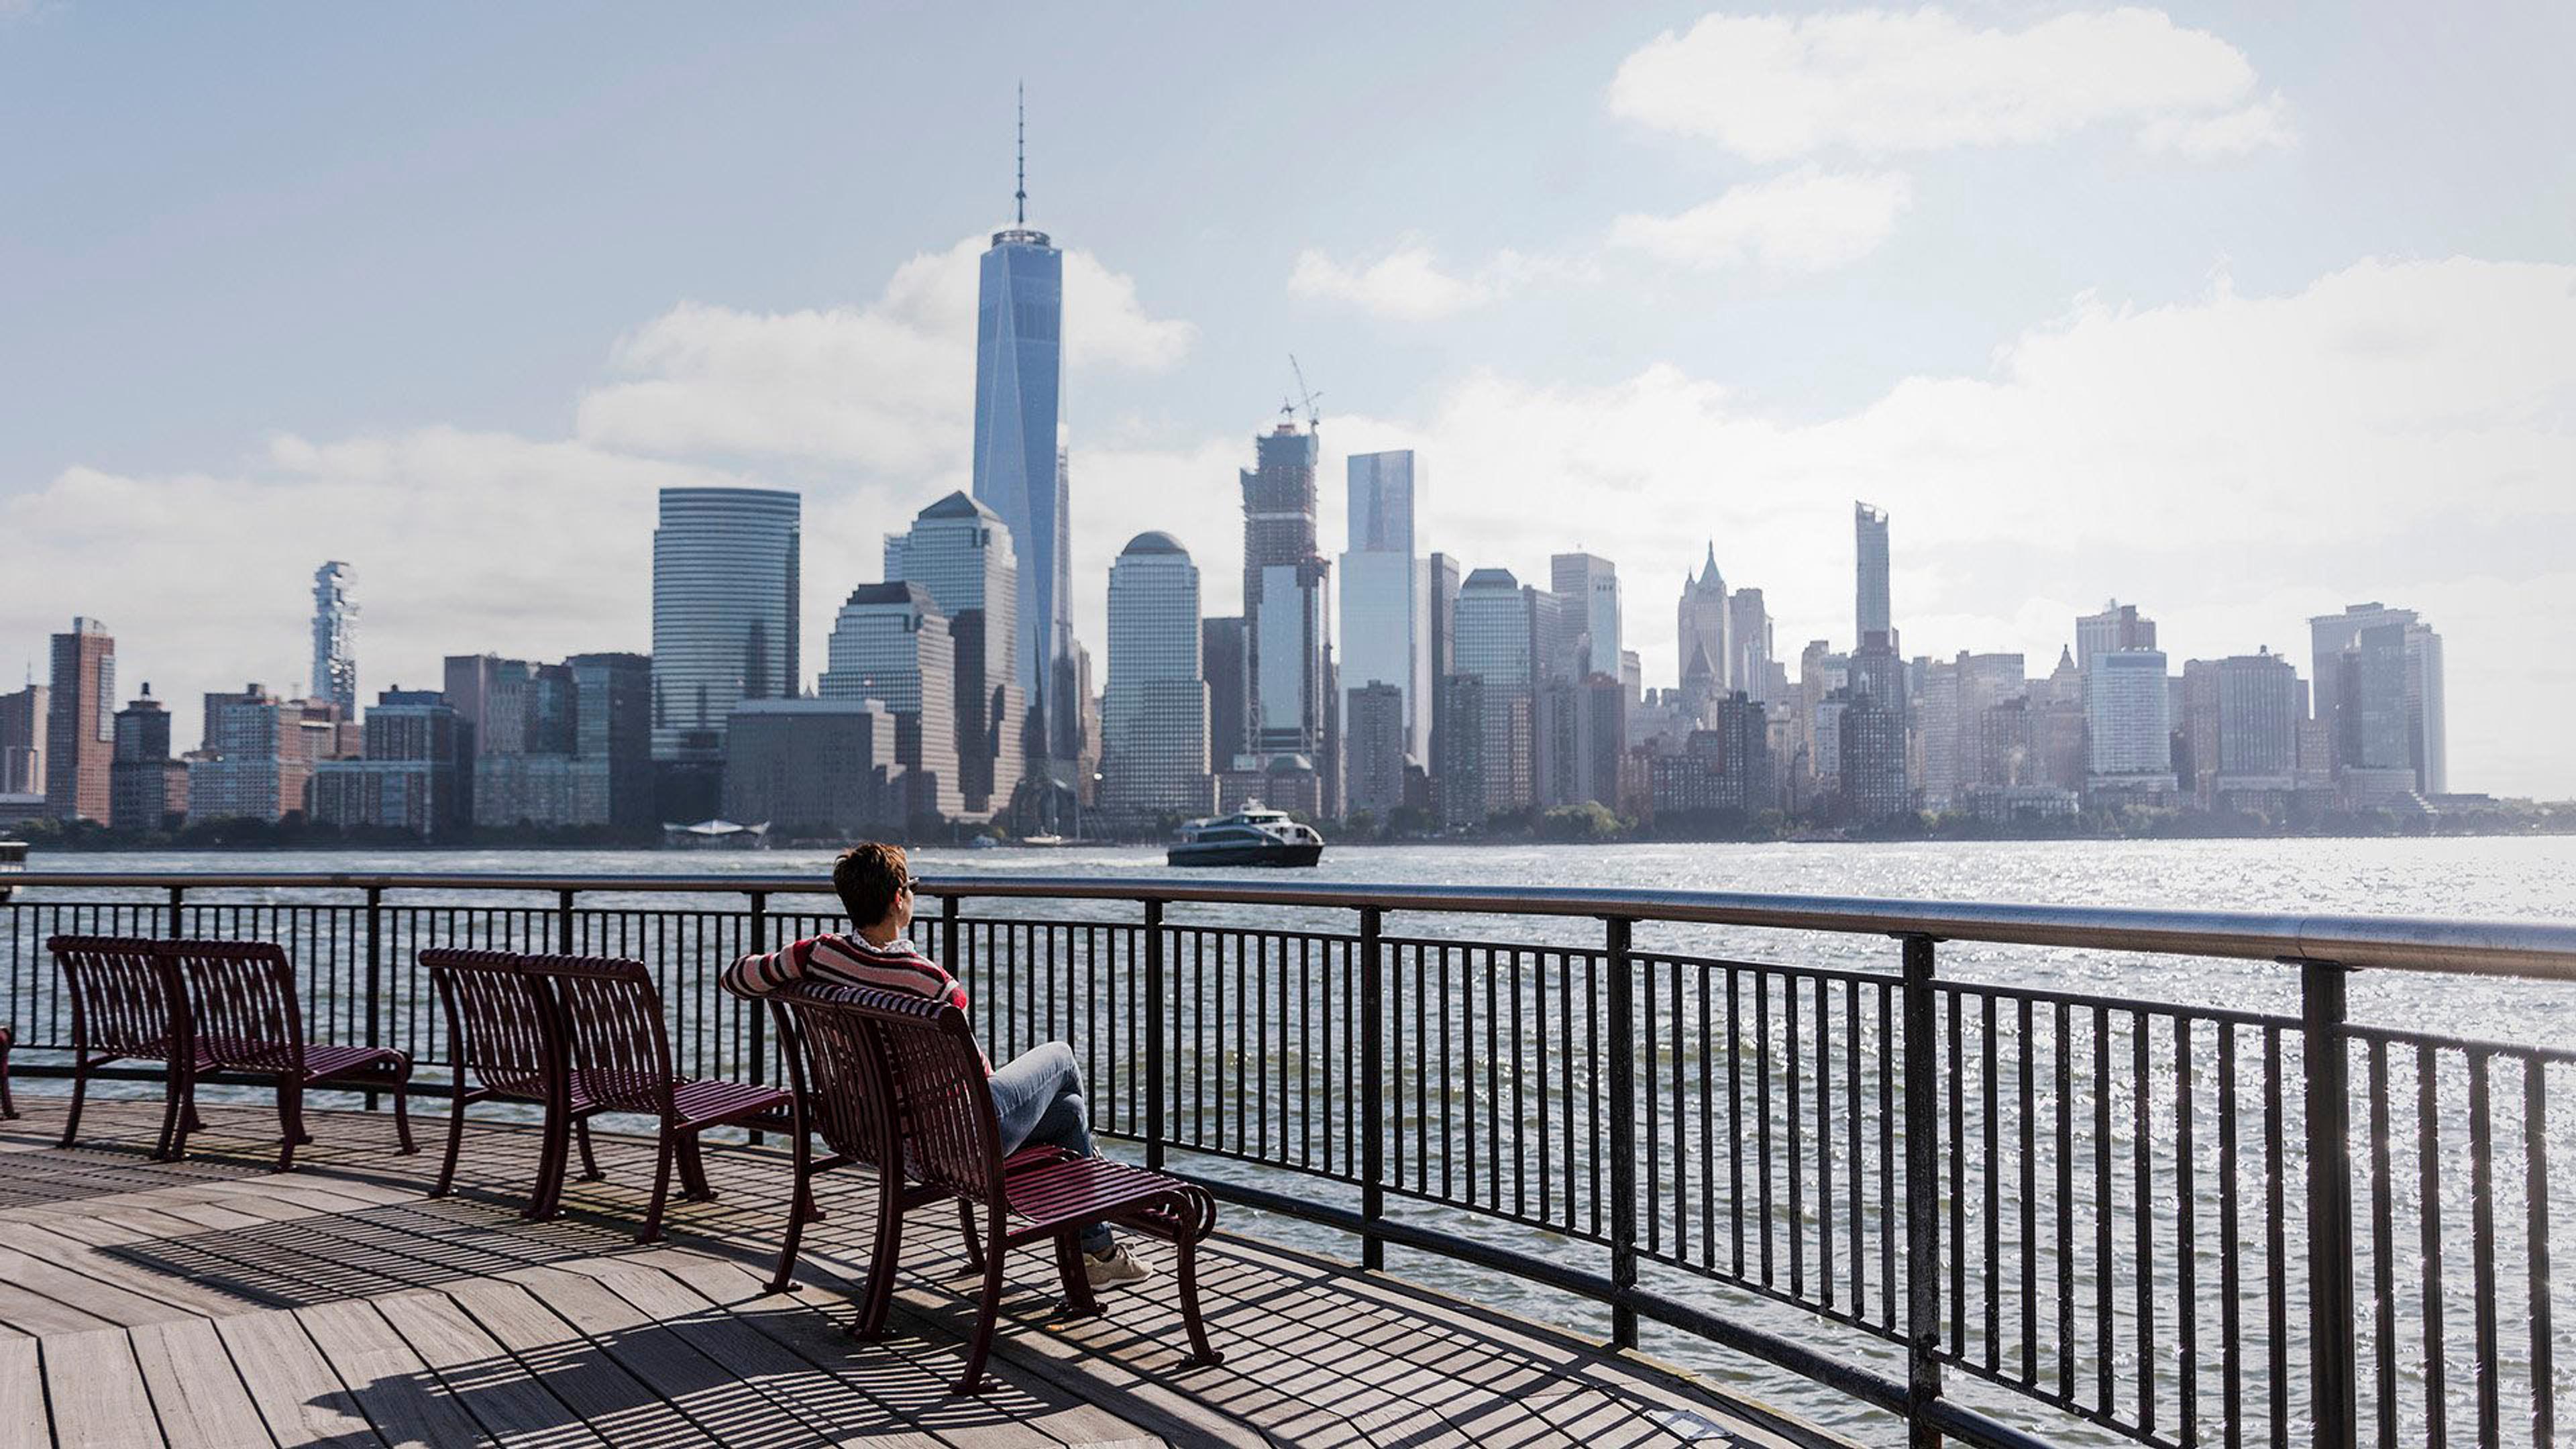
[721,841,1150,1288]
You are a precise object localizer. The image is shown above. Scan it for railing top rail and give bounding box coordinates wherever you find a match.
[12,869,2576,981]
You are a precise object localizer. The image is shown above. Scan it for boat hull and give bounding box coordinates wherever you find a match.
[1166,842,1324,868]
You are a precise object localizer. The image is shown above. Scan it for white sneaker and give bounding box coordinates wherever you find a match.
[1085,1242,1154,1289]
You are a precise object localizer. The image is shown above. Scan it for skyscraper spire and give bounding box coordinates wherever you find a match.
[1015,82,1026,226]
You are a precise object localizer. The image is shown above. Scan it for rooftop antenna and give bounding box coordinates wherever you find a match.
[1015,83,1027,226]
[1289,354,1322,433]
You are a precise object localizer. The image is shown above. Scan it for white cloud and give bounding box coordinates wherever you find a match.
[2139,93,2297,158]
[575,236,1192,468]
[1286,242,1578,321]
[1609,7,2292,161]
[1609,168,1913,271]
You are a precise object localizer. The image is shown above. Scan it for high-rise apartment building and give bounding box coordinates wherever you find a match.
[109,689,180,832]
[2084,649,2176,792]
[46,619,115,822]
[1340,451,1425,763]
[1855,503,1891,643]
[651,487,800,820]
[972,135,1073,773]
[1677,545,1728,708]
[820,582,961,823]
[0,685,43,797]
[313,689,463,837]
[189,685,303,824]
[2076,601,2158,670]
[888,492,1023,820]
[1242,420,1330,768]
[311,561,358,714]
[1102,532,1212,820]
[1343,683,1407,820]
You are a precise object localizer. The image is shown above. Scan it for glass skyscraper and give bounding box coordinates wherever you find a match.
[885,491,1022,820]
[310,561,357,713]
[649,488,800,806]
[1102,532,1212,818]
[1242,421,1328,760]
[973,216,1070,770]
[1855,502,1892,644]
[1340,450,1424,763]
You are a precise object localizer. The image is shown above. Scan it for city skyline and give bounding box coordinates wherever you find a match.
[2,7,2569,796]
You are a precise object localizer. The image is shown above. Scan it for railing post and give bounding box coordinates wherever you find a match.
[747,890,768,1144]
[940,890,961,984]
[555,889,575,955]
[1144,898,1166,1172]
[1607,914,1638,1351]
[166,883,184,938]
[2302,957,2359,1449]
[1360,904,1385,1271]
[364,885,384,1112]
[1902,933,1945,1449]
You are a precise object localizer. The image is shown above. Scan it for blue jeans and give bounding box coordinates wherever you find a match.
[988,1041,1112,1252]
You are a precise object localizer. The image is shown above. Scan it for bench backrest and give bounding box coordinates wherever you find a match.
[760,980,928,1173]
[853,996,1004,1207]
[422,949,553,1103]
[48,935,180,1061]
[166,938,307,1075]
[518,953,677,1117]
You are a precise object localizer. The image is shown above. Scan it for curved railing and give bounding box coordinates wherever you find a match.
[7,868,2576,1448]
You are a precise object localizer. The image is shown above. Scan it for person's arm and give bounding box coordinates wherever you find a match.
[720,936,814,998]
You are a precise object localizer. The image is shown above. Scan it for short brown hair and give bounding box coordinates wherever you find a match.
[833,842,910,928]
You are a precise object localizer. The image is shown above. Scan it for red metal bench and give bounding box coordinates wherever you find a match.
[1,1023,17,1120]
[763,981,1224,1394]
[517,953,792,1242]
[162,939,415,1170]
[423,948,598,1214]
[48,935,191,1157]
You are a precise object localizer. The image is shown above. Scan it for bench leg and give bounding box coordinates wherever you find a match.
[853,1169,905,1340]
[676,1131,713,1201]
[951,1205,1009,1395]
[526,1106,570,1221]
[0,1039,15,1120]
[956,1198,985,1274]
[275,1077,304,1172]
[431,1087,468,1197]
[574,1119,600,1180]
[1173,1231,1224,1368]
[767,1145,815,1295]
[58,1061,90,1149]
[389,1071,417,1155]
[160,1074,197,1163]
[637,1129,677,1244]
[1053,1229,1102,1318]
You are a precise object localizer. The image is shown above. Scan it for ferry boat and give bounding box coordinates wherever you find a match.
[1167,805,1324,868]
[0,839,23,902]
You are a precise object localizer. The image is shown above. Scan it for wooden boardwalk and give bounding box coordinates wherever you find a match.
[0,1095,1838,1448]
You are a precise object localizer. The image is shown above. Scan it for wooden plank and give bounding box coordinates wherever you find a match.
[439,1276,721,1449]
[211,1307,381,1449]
[0,1338,46,1449]
[40,1326,166,1449]
[493,1265,808,1446]
[0,1222,266,1320]
[0,1242,193,1328]
[293,1297,484,1449]
[127,1317,277,1449]
[370,1289,608,1448]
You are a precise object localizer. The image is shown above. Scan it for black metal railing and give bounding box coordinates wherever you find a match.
[7,869,2576,1449]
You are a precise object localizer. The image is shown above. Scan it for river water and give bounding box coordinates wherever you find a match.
[15,836,2575,1445]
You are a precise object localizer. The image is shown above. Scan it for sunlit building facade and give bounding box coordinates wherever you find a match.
[1102,532,1212,820]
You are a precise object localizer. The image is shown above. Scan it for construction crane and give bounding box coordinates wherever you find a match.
[1288,354,1322,434]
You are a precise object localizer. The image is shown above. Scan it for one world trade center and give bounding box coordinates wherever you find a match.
[972,96,1075,778]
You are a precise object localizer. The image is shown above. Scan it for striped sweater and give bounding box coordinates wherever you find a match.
[723,931,991,1073]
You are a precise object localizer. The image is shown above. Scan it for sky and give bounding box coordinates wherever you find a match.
[2,3,2571,797]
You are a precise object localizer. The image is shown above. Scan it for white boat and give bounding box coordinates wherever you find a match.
[1167,805,1324,868]
[0,840,23,903]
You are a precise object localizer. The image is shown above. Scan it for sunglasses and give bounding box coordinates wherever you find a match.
[900,876,922,894]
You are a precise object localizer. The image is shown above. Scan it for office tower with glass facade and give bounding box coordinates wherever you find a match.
[1340,450,1424,763]
[1202,618,1250,770]
[46,618,115,822]
[1550,552,1621,682]
[311,561,358,714]
[1450,568,1536,821]
[109,690,178,832]
[1242,421,1330,763]
[651,487,800,820]
[723,697,901,837]
[1101,532,1212,820]
[1854,502,1891,643]
[1421,553,1461,810]
[0,685,43,797]
[1726,587,1771,703]
[2310,602,2446,794]
[888,491,1022,820]
[820,582,961,823]
[569,652,653,830]
[2084,648,2176,792]
[973,185,1071,773]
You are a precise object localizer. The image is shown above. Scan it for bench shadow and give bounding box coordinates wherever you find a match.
[104,1195,647,1307]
